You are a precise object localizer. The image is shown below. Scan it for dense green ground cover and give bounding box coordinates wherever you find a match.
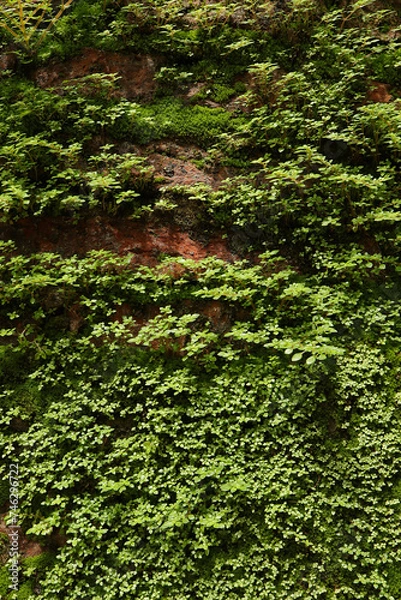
[0,0,401,598]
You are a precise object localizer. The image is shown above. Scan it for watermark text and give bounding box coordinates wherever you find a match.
[8,463,19,592]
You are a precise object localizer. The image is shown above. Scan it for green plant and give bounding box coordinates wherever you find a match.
[1,1,401,598]
[0,566,11,597]
[0,0,75,52]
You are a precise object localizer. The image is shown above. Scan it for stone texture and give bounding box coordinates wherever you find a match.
[33,48,159,100]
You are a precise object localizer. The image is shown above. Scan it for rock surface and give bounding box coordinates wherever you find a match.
[0,215,238,264]
[33,49,159,100]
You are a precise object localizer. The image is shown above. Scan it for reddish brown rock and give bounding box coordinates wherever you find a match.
[112,302,132,323]
[0,517,43,559]
[0,52,17,72]
[33,49,158,100]
[0,215,238,264]
[147,153,215,188]
[67,303,84,333]
[367,82,392,103]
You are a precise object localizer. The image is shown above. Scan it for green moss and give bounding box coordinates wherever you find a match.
[112,97,241,146]
[196,83,237,104]
[22,552,55,575]
[0,381,44,417]
[368,48,401,86]
[0,566,11,597]
[0,347,31,386]
[388,564,401,598]
[0,571,36,600]
[17,582,35,600]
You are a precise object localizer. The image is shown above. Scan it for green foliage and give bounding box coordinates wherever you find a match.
[1,0,401,598]
[0,566,11,597]
[0,79,158,219]
[0,0,76,53]
[112,97,241,146]
[0,248,400,596]
[16,582,35,600]
[1,330,400,598]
